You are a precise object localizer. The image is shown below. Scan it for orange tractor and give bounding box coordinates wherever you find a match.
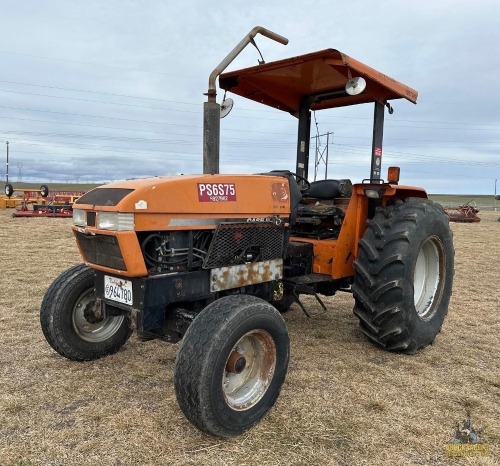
[41,27,454,437]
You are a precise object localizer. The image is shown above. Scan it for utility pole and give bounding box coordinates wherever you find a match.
[17,162,23,182]
[5,141,9,184]
[312,132,333,181]
[495,178,498,211]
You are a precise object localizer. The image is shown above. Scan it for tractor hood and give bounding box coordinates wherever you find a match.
[74,174,293,217]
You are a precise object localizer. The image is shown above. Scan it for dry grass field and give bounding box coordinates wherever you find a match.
[0,209,498,466]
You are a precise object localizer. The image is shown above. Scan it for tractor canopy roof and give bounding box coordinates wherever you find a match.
[219,49,418,115]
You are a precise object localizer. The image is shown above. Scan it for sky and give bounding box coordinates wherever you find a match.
[0,0,499,194]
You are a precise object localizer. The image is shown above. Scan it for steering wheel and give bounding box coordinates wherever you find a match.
[290,172,311,193]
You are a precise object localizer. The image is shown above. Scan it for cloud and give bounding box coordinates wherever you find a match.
[0,1,498,193]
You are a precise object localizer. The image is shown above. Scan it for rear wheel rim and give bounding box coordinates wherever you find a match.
[72,288,125,342]
[222,329,276,411]
[414,237,444,320]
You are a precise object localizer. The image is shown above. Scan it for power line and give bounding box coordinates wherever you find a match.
[0,88,199,112]
[2,90,500,133]
[3,108,500,150]
[5,122,500,144]
[0,129,197,144]
[0,115,199,134]
[330,144,500,167]
[0,104,195,126]
[6,130,500,170]
[9,139,500,175]
[3,79,500,130]
[397,168,497,180]
[0,78,498,184]
[0,48,201,79]
[0,79,201,106]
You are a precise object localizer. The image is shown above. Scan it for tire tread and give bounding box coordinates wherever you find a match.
[174,295,289,437]
[40,264,132,361]
[352,197,454,354]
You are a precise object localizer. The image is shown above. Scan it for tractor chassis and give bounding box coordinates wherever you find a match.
[93,268,350,343]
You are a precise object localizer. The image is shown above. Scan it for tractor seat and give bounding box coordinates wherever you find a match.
[302,179,352,200]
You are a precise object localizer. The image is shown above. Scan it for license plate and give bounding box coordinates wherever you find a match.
[104,275,133,305]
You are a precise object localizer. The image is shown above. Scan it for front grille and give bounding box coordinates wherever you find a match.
[203,222,285,269]
[75,232,126,270]
[87,211,96,227]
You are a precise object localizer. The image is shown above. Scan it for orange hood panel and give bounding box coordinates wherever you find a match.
[75,174,292,217]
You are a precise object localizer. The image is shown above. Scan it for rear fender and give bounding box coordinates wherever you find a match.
[382,184,428,202]
[331,184,427,279]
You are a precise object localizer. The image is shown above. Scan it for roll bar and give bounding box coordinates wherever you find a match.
[203,27,288,175]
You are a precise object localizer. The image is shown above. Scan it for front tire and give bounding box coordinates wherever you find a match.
[40,264,132,361]
[352,198,454,354]
[174,295,289,437]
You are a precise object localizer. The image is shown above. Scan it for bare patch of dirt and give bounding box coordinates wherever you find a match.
[0,210,498,465]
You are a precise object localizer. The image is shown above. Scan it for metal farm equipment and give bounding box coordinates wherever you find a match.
[4,183,83,218]
[444,203,480,223]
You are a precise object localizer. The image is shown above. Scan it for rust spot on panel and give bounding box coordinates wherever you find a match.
[211,259,283,292]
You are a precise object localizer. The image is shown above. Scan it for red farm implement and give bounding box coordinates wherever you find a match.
[444,203,480,223]
[3,183,84,218]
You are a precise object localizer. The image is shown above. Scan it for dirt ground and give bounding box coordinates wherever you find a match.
[0,209,498,466]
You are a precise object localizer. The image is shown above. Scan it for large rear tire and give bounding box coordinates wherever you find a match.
[352,198,454,354]
[174,295,289,437]
[40,264,132,361]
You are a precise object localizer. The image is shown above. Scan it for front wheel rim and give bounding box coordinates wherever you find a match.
[414,236,444,320]
[222,329,277,411]
[72,288,125,342]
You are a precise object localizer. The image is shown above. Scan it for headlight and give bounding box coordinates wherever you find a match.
[73,209,86,227]
[97,212,134,231]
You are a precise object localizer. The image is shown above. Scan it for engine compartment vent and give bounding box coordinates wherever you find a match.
[203,222,286,269]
